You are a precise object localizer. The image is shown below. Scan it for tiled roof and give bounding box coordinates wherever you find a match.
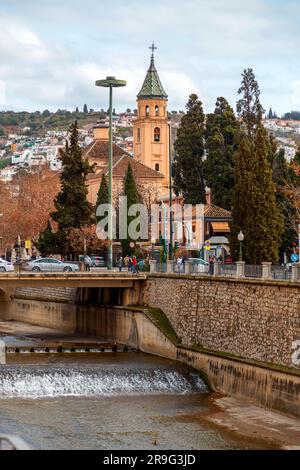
[85,141,164,180]
[83,140,125,160]
[137,57,167,99]
[204,204,231,219]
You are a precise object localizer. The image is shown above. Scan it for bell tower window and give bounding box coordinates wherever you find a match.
[155,163,160,171]
[137,128,140,142]
[155,105,159,116]
[145,105,149,116]
[154,127,160,142]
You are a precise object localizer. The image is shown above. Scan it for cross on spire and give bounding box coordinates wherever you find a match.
[149,42,157,60]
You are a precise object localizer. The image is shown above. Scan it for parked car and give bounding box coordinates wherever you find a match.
[0,259,14,272]
[90,256,106,267]
[188,258,210,273]
[24,258,79,272]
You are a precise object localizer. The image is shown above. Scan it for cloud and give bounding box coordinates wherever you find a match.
[0,1,299,113]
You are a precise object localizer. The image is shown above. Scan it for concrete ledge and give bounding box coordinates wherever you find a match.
[148,272,300,288]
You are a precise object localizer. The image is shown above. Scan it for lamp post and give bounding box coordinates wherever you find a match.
[168,122,173,260]
[95,76,126,270]
[298,223,300,261]
[151,236,156,259]
[238,230,244,261]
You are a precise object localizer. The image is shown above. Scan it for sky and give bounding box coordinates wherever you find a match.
[0,0,299,115]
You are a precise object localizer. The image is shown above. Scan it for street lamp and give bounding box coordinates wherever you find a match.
[95,76,126,270]
[151,236,156,259]
[238,230,244,261]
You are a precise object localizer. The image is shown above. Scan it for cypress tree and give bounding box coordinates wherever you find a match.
[231,128,283,263]
[121,163,140,255]
[272,148,297,259]
[95,174,109,231]
[173,94,206,204]
[204,97,238,210]
[36,221,57,256]
[51,121,94,254]
[237,68,264,137]
[83,104,88,113]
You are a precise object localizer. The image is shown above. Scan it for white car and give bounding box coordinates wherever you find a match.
[0,259,14,272]
[188,258,210,273]
[24,258,79,273]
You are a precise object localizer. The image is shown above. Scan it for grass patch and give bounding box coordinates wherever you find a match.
[142,307,179,344]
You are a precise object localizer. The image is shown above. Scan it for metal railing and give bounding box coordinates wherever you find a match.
[0,434,31,450]
[271,265,292,280]
[220,264,237,277]
[245,264,263,278]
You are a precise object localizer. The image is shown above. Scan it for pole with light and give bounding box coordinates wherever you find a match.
[298,223,300,262]
[151,235,156,259]
[95,76,126,270]
[168,122,173,260]
[238,230,244,261]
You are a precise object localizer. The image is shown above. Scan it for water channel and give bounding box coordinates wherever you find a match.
[0,300,285,450]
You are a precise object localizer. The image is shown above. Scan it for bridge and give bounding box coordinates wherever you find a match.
[0,272,147,303]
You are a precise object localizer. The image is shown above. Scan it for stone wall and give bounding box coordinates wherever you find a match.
[143,274,300,369]
[13,287,77,303]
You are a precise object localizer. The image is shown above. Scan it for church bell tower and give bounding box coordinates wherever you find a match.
[133,44,169,185]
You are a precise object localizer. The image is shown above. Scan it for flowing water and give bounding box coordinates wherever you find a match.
[0,353,279,450]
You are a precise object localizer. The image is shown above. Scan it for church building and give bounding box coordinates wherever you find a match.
[133,44,170,187]
[85,44,169,206]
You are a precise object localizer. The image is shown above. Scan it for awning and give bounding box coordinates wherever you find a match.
[211,222,230,233]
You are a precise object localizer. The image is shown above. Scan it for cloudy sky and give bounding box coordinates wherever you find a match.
[0,0,299,115]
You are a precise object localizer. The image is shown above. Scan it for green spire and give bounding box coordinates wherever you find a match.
[137,43,168,99]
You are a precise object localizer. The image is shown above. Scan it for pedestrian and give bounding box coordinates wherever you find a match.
[132,255,138,274]
[128,257,132,272]
[176,256,183,273]
[124,255,129,270]
[118,256,123,272]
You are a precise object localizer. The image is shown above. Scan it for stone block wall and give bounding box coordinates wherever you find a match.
[143,274,300,369]
[13,287,77,303]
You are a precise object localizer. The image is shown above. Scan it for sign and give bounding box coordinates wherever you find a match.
[291,253,299,263]
[25,240,31,250]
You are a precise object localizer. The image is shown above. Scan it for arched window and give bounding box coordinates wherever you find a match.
[145,105,149,116]
[155,105,159,116]
[137,128,140,142]
[154,127,160,142]
[155,163,160,172]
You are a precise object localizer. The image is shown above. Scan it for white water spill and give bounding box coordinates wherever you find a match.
[0,365,208,399]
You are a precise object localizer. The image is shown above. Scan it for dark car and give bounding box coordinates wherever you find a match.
[90,256,106,267]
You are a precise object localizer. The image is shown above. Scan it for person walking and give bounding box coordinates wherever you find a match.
[118,256,123,272]
[124,255,129,270]
[132,255,138,274]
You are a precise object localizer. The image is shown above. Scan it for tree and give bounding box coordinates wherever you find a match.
[272,148,298,259]
[204,97,238,210]
[231,127,283,264]
[237,68,264,137]
[268,108,273,119]
[83,104,88,113]
[121,163,140,255]
[67,225,108,256]
[42,109,50,117]
[35,221,57,256]
[173,94,206,204]
[75,107,79,113]
[50,122,94,254]
[126,108,131,114]
[95,174,108,223]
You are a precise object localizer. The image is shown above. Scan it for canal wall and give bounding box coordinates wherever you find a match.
[143,274,300,370]
[76,305,300,418]
[2,297,77,332]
